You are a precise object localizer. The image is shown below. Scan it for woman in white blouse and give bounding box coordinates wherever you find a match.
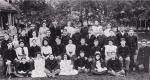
[12,35,19,49]
[41,39,52,59]
[30,31,41,47]
[105,40,117,61]
[66,39,76,58]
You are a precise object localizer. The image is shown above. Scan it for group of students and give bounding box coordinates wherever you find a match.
[1,20,150,78]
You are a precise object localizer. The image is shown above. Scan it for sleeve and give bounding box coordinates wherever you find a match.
[41,47,44,56]
[72,45,76,55]
[49,46,52,54]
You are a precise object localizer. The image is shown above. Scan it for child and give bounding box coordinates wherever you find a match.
[91,53,107,75]
[45,54,60,78]
[31,53,46,77]
[75,51,88,73]
[41,39,52,59]
[107,52,125,76]
[66,39,76,59]
[59,54,78,75]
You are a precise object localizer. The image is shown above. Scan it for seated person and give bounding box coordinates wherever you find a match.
[75,51,88,73]
[107,52,125,76]
[45,54,60,78]
[41,39,52,59]
[117,38,130,72]
[137,39,150,73]
[91,53,107,75]
[59,54,78,75]
[66,39,76,60]
[29,39,41,58]
[31,53,46,77]
[3,41,17,78]
[14,41,33,77]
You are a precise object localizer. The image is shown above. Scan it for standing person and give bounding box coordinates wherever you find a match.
[59,54,78,75]
[41,39,52,59]
[29,39,41,59]
[80,21,89,38]
[64,21,76,37]
[85,28,96,48]
[116,26,128,46]
[92,20,103,35]
[27,24,36,39]
[105,40,117,61]
[29,31,41,47]
[1,33,11,75]
[31,53,46,77]
[97,29,107,48]
[107,53,125,76]
[106,30,117,45]
[72,27,82,45]
[50,20,61,39]
[91,54,107,75]
[66,39,76,60]
[126,29,138,72]
[43,30,54,46]
[137,39,150,73]
[12,35,19,49]
[104,23,112,37]
[45,54,60,78]
[52,37,65,60]
[18,29,29,47]
[38,22,49,42]
[61,29,70,45]
[117,38,130,72]
[3,41,17,78]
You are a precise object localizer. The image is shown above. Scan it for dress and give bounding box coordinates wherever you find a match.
[31,58,46,77]
[59,60,78,75]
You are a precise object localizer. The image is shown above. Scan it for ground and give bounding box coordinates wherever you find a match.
[0,32,150,80]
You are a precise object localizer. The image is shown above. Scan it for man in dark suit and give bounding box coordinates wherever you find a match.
[85,28,96,48]
[72,28,82,46]
[137,39,150,73]
[126,29,138,72]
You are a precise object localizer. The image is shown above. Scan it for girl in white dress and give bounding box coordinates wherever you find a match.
[31,53,46,77]
[59,54,78,75]
[30,31,41,47]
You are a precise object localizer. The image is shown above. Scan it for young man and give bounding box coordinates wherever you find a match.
[43,30,54,46]
[72,27,82,45]
[18,29,29,47]
[107,52,125,76]
[117,38,130,72]
[45,54,60,78]
[14,41,33,77]
[80,21,89,38]
[52,37,65,60]
[126,29,138,72]
[3,41,17,77]
[137,39,150,73]
[61,29,70,45]
[97,29,107,48]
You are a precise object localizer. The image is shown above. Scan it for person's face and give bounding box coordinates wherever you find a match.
[120,27,125,32]
[20,42,24,47]
[83,21,88,26]
[32,31,36,37]
[53,20,58,26]
[56,38,61,45]
[30,24,35,29]
[80,39,85,44]
[121,41,126,45]
[76,28,80,33]
[67,21,71,26]
[107,24,111,29]
[44,40,48,46]
[109,31,114,35]
[46,31,51,36]
[88,29,93,34]
[21,30,26,36]
[95,21,99,25]
[129,30,134,36]
[37,54,41,59]
[63,29,68,34]
[108,41,113,45]
[64,55,68,60]
[99,29,103,34]
[111,54,116,60]
[42,23,46,27]
[8,43,13,49]
[96,55,100,60]
[4,34,9,40]
[49,55,54,60]
[80,52,85,57]
[14,35,18,40]
[141,42,147,47]
[68,40,72,44]
[94,40,99,46]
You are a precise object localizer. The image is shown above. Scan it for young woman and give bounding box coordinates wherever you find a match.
[12,35,19,49]
[30,31,41,47]
[41,39,52,59]
[91,53,107,75]
[31,53,46,77]
[59,54,78,75]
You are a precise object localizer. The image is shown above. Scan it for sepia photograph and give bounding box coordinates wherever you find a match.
[0,0,150,80]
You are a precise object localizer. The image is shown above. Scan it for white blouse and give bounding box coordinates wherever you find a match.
[105,45,117,60]
[30,37,41,47]
[41,46,52,55]
[66,44,76,56]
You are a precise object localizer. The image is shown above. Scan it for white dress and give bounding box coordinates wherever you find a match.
[59,60,78,75]
[31,58,46,77]
[105,45,117,61]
